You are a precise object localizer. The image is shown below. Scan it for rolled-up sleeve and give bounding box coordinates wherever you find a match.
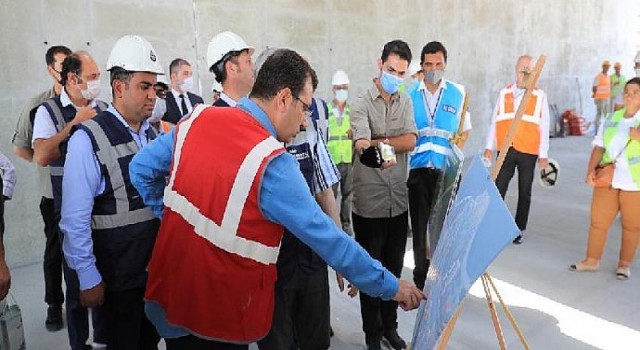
[129,129,175,218]
[260,153,399,300]
[351,95,372,142]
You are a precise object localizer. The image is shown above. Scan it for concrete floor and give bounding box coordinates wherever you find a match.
[10,135,640,349]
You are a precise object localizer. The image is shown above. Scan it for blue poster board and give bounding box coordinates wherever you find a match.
[411,155,520,350]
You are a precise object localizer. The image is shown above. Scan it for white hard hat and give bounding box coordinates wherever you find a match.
[106,35,164,74]
[539,158,559,188]
[408,59,422,77]
[206,31,254,71]
[331,70,350,85]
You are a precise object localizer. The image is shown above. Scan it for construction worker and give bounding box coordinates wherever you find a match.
[207,31,255,107]
[60,35,164,349]
[407,41,471,291]
[32,50,109,350]
[611,62,626,112]
[12,45,71,332]
[351,40,417,350]
[130,48,424,350]
[592,60,611,132]
[484,55,550,245]
[161,58,204,125]
[327,69,354,235]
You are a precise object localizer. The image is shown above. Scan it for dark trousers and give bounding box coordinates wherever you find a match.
[331,163,353,232]
[104,287,160,350]
[495,147,538,231]
[40,197,64,305]
[165,335,248,350]
[258,266,330,350]
[57,211,108,350]
[407,168,441,290]
[353,212,408,343]
[62,260,109,350]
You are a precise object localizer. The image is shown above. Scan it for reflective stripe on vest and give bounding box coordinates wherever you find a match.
[82,119,156,229]
[327,103,352,164]
[495,85,543,155]
[595,73,611,99]
[409,80,463,169]
[164,104,282,265]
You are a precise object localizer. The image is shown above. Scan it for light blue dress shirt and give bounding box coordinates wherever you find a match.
[60,105,153,291]
[130,98,399,338]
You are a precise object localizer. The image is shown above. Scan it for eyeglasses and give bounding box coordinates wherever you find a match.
[294,95,313,119]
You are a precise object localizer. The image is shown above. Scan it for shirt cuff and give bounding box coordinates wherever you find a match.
[77,264,102,291]
[11,135,32,149]
[379,270,400,301]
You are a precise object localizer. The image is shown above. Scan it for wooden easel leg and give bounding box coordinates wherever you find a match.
[436,302,464,349]
[485,273,531,350]
[482,273,507,350]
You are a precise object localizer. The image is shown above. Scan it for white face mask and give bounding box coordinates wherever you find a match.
[335,89,348,103]
[148,98,167,123]
[80,79,101,101]
[180,76,194,92]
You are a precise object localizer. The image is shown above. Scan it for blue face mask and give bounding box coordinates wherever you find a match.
[380,71,403,94]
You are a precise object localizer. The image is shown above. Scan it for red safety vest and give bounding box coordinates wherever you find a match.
[495,84,544,155]
[145,105,286,343]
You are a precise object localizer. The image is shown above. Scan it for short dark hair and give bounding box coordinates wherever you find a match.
[210,49,249,84]
[60,52,84,86]
[169,58,190,76]
[381,40,412,64]
[250,49,312,101]
[310,68,319,92]
[45,46,72,67]
[626,77,640,88]
[421,41,448,64]
[110,67,134,97]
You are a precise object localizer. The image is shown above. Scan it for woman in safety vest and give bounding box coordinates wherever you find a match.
[571,77,640,280]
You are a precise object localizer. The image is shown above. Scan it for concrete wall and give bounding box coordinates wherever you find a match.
[1,0,639,267]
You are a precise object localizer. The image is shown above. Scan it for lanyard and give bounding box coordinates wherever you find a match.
[421,87,443,126]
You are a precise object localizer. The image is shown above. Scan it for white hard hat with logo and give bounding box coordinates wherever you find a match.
[106,35,164,75]
[539,158,560,188]
[331,70,350,86]
[206,31,254,71]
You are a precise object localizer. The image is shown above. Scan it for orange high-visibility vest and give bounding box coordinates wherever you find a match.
[495,84,544,155]
[594,73,611,100]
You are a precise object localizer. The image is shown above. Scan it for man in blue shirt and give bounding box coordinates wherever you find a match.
[130,48,425,350]
[60,35,165,350]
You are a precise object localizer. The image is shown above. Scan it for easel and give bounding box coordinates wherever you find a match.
[434,55,546,350]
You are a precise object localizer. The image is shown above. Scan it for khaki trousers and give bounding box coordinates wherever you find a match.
[587,187,640,265]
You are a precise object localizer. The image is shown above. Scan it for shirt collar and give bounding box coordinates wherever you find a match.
[171,89,185,99]
[219,92,238,107]
[367,79,400,101]
[60,87,97,109]
[237,97,277,138]
[107,104,152,135]
[418,79,447,93]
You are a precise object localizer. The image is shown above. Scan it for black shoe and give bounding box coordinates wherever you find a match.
[366,341,382,350]
[382,330,406,350]
[512,234,524,245]
[45,303,64,331]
